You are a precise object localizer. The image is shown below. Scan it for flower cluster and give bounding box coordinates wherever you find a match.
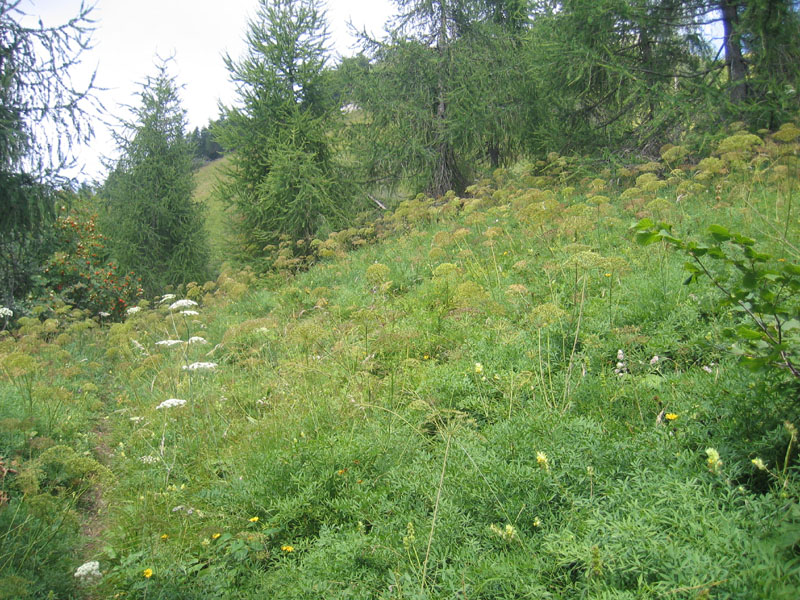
[614,349,628,375]
[169,299,198,311]
[536,451,550,472]
[0,306,12,319]
[156,398,187,410]
[182,362,218,371]
[74,560,102,583]
[705,447,723,474]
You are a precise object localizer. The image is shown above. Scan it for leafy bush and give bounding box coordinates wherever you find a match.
[42,207,143,319]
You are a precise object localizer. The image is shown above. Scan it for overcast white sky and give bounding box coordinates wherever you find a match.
[20,0,395,181]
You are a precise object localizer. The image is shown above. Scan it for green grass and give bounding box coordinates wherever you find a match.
[2,126,800,598]
[194,157,232,275]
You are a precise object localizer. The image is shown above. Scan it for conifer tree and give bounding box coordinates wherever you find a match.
[216,0,356,261]
[102,62,209,294]
[0,0,96,307]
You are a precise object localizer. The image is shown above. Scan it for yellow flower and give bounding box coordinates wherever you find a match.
[706,447,723,474]
[281,545,294,553]
[474,362,483,374]
[665,413,678,421]
[751,457,767,471]
[212,532,221,540]
[143,568,153,579]
[249,516,259,522]
[536,451,550,472]
[160,534,168,540]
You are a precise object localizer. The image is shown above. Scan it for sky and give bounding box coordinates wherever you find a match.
[20,0,395,181]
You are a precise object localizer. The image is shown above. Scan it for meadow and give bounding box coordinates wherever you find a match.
[1,122,799,598]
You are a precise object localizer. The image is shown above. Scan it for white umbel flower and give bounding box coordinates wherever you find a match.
[180,310,200,316]
[126,306,141,315]
[156,339,184,347]
[169,299,198,310]
[0,307,12,318]
[159,293,177,303]
[74,560,102,582]
[182,362,217,371]
[156,398,186,409]
[187,336,208,344]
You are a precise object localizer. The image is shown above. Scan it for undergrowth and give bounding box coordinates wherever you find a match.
[1,121,799,598]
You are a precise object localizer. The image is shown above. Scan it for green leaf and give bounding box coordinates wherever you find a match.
[632,218,655,230]
[635,231,661,246]
[707,224,731,241]
[736,325,764,340]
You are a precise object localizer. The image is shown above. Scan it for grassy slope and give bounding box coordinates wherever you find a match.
[194,157,232,274]
[1,127,800,598]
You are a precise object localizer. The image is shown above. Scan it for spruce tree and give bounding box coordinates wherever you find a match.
[102,62,209,295]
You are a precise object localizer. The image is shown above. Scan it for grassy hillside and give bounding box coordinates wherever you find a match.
[194,157,232,274]
[1,124,800,598]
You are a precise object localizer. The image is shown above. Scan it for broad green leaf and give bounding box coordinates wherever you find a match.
[707,224,731,241]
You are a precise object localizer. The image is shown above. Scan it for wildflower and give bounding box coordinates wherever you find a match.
[160,534,169,540]
[201,538,210,546]
[98,311,110,318]
[74,560,102,582]
[617,349,625,361]
[281,545,294,553]
[0,306,13,318]
[212,533,221,540]
[402,522,416,549]
[156,398,186,410]
[536,451,550,472]
[705,447,723,474]
[126,306,141,315]
[187,336,208,344]
[533,517,541,527]
[143,568,153,579]
[159,294,177,303]
[130,416,143,423]
[182,362,218,371]
[169,299,198,311]
[751,457,767,471]
[180,310,200,316]
[650,355,660,365]
[665,413,678,421]
[249,516,259,522]
[474,362,484,374]
[702,365,713,374]
[156,339,184,347]
[489,523,518,543]
[336,468,347,475]
[140,455,158,464]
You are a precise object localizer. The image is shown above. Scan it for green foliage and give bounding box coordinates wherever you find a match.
[42,205,143,319]
[103,61,210,295]
[216,0,358,264]
[633,218,800,385]
[0,1,96,308]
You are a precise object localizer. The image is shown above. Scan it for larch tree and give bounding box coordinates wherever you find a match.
[215,0,357,263]
[0,0,96,308]
[102,61,209,294]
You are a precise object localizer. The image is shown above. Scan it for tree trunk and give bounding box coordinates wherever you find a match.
[719,0,748,103]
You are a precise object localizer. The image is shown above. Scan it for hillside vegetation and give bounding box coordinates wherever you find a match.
[1,123,799,598]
